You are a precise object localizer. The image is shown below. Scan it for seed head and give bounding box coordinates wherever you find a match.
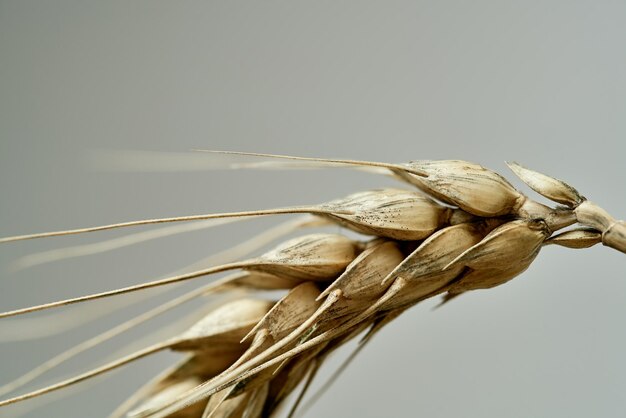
[1,152,623,418]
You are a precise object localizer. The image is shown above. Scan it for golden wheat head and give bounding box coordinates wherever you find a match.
[1,151,624,418]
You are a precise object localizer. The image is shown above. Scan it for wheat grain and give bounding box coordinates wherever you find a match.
[0,153,623,418]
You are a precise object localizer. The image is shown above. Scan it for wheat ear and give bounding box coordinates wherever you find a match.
[0,154,623,418]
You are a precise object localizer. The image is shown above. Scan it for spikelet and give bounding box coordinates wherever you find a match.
[243,282,322,342]
[401,160,524,216]
[319,240,405,303]
[441,219,550,301]
[506,162,583,207]
[321,188,450,240]
[546,228,602,249]
[249,233,360,280]
[379,221,498,310]
[172,299,274,352]
[0,233,359,320]
[0,153,624,418]
[446,219,550,271]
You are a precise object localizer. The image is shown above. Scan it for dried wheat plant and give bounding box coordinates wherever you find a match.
[1,151,624,418]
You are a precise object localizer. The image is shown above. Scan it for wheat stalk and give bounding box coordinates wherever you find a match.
[0,153,624,418]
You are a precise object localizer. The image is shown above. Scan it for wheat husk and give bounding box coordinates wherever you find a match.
[401,160,524,216]
[322,188,450,240]
[506,161,583,207]
[546,228,602,249]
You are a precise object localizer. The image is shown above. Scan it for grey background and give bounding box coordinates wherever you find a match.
[1,1,625,417]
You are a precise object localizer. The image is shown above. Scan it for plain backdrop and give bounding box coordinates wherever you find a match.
[1,1,625,417]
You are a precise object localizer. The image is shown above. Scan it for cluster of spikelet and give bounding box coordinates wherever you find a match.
[1,152,624,418]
